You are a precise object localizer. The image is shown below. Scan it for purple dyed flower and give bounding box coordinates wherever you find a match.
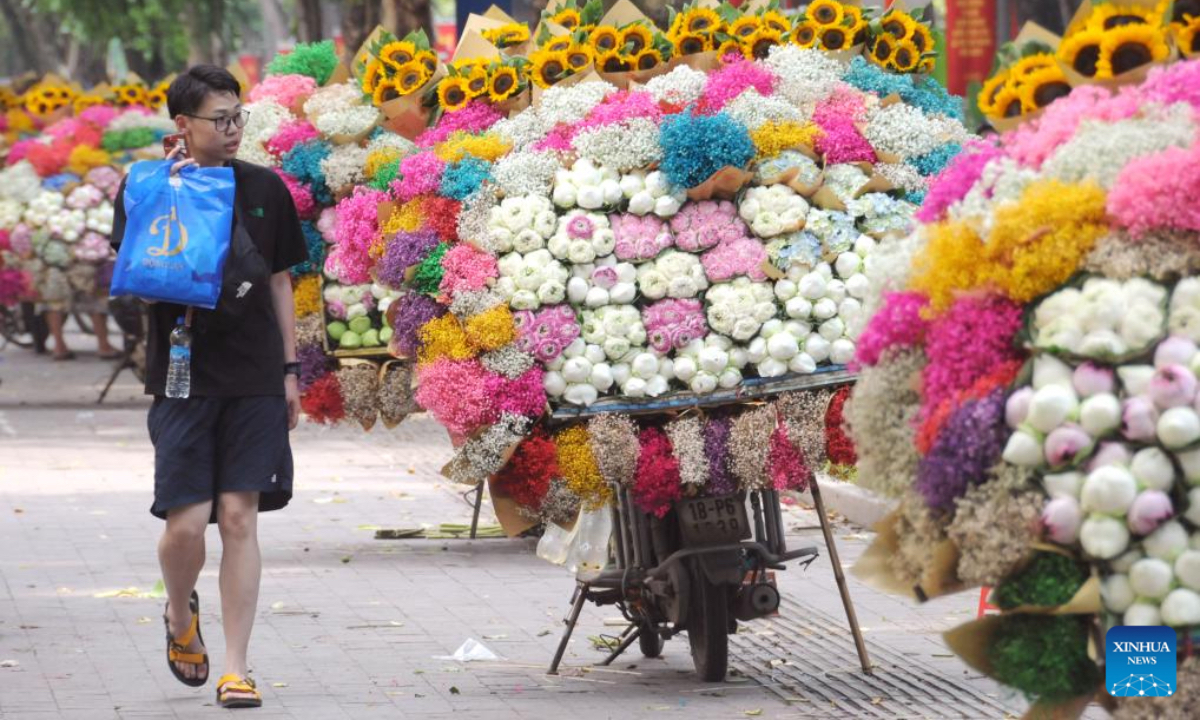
[704,416,736,496]
[915,388,1010,513]
[297,343,333,392]
[376,229,439,288]
[391,293,446,357]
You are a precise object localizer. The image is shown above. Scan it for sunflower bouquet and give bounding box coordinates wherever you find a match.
[437,56,530,113]
[111,82,150,108]
[667,1,727,57]
[713,0,792,61]
[978,27,1072,126]
[527,23,598,89]
[789,0,868,54]
[543,0,604,35]
[23,82,76,118]
[482,22,532,50]
[1057,0,1173,82]
[864,2,936,74]
[357,28,441,107]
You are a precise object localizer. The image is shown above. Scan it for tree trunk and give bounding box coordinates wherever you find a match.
[390,0,431,37]
[341,0,382,59]
[296,0,326,42]
[187,0,228,65]
[0,0,59,75]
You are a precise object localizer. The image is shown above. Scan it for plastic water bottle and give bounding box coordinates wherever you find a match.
[165,317,192,399]
[567,507,613,580]
[536,520,576,566]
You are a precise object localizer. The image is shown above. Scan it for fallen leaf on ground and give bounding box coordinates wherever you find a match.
[0,660,19,668]
[341,556,352,564]
[482,634,507,640]
[136,617,153,624]
[356,524,382,531]
[449,686,460,695]
[871,697,883,705]
[272,682,288,688]
[744,711,762,717]
[536,630,552,637]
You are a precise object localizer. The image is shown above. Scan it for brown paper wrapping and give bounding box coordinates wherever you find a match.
[453,27,504,63]
[490,477,540,537]
[377,359,415,429]
[351,26,391,85]
[850,510,968,602]
[325,62,351,88]
[685,166,753,201]
[337,358,381,431]
[380,68,443,141]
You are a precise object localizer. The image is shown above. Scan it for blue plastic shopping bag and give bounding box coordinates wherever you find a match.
[110,161,236,309]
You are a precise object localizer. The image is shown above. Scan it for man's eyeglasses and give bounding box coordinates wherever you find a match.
[183,109,250,133]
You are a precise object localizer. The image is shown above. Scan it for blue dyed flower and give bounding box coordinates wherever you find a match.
[282,140,333,205]
[908,143,963,177]
[842,57,964,121]
[439,157,491,201]
[42,173,81,191]
[290,220,326,277]
[659,111,755,190]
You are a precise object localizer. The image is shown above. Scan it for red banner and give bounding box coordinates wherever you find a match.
[943,0,997,96]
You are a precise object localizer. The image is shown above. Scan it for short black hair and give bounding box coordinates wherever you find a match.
[166,65,241,118]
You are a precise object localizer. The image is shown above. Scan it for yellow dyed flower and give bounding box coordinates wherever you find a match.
[488,66,521,101]
[529,50,570,88]
[1058,28,1105,78]
[556,425,611,509]
[750,121,823,160]
[1098,24,1170,78]
[808,0,845,27]
[66,146,111,176]
[762,10,791,35]
[791,20,819,48]
[622,24,654,55]
[379,41,417,69]
[730,16,762,40]
[6,108,34,133]
[382,200,425,236]
[292,275,323,318]
[909,221,989,311]
[1018,65,1072,112]
[417,314,475,365]
[464,305,516,351]
[434,131,512,163]
[365,147,404,179]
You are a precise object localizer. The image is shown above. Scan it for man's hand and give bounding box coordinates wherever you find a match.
[166,144,195,175]
[284,375,300,431]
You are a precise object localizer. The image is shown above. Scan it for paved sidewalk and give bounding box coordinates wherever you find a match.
[0,329,1098,719]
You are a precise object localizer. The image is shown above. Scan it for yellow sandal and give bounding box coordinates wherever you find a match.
[216,674,262,709]
[164,590,208,687]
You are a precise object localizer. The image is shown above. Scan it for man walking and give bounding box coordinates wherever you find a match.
[110,65,308,709]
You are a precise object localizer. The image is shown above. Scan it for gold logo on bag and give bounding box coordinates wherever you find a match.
[147,205,189,257]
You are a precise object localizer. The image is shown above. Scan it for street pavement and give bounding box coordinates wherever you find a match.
[0,325,1105,719]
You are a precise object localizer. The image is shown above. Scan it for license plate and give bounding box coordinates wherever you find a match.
[678,496,751,546]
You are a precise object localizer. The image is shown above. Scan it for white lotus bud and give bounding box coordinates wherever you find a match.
[789,352,817,375]
[590,363,614,391]
[805,335,830,363]
[1124,602,1161,626]
[834,252,861,278]
[623,377,647,397]
[644,375,670,397]
[552,184,577,208]
[1158,406,1200,449]
[1079,393,1121,438]
[631,352,659,380]
[567,277,589,304]
[1101,574,1135,614]
[1130,447,1175,491]
[1003,430,1044,467]
[628,191,655,215]
[819,318,846,341]
[1118,365,1156,396]
[775,279,798,301]
[1081,465,1138,515]
[577,186,604,210]
[543,370,567,397]
[699,347,730,374]
[562,357,593,384]
[845,273,870,299]
[611,363,631,386]
[1033,355,1075,390]
[564,383,599,406]
[1044,472,1083,499]
[1178,448,1200,484]
[1028,385,1079,434]
[798,272,827,300]
[690,372,718,394]
[813,298,838,320]
[830,339,855,365]
[758,358,788,377]
[654,195,682,217]
[767,332,799,361]
[1175,550,1200,591]
[600,179,622,205]
[1130,558,1174,600]
[1145,520,1188,561]
[1080,515,1130,559]
[785,297,813,319]
[718,367,742,388]
[1161,588,1200,626]
[619,173,644,198]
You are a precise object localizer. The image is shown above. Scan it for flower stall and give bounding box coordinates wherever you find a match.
[847,2,1200,715]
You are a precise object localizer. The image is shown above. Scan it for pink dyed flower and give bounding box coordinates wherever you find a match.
[328,187,388,284]
[669,200,745,252]
[513,305,580,363]
[391,151,446,202]
[438,243,498,298]
[854,292,931,368]
[1002,85,1140,168]
[814,119,876,164]
[78,105,119,130]
[611,213,674,262]
[484,368,548,419]
[813,84,869,127]
[266,119,320,158]
[915,140,1003,223]
[273,169,316,218]
[249,74,318,109]
[417,100,504,147]
[414,358,498,436]
[642,298,708,352]
[1136,58,1200,108]
[699,57,777,113]
[1107,139,1200,238]
[701,236,768,283]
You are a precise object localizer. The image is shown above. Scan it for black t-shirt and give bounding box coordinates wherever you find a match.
[111,160,309,397]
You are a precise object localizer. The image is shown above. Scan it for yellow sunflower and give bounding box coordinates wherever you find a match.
[145,88,167,110]
[910,23,934,54]
[870,34,897,65]
[791,21,819,48]
[488,66,520,101]
[675,33,710,55]
[729,16,761,40]
[762,10,791,35]
[818,24,853,51]
[889,39,921,72]
[850,19,869,47]
[1010,53,1056,77]
[843,5,863,26]
[993,83,1031,119]
[1098,23,1170,77]
[551,8,581,30]
[977,70,1011,117]
[880,10,916,40]
[529,50,570,88]
[622,25,654,55]
[379,41,417,69]
[682,7,721,35]
[589,25,621,53]
[634,48,664,71]
[482,23,530,48]
[1018,64,1072,111]
[395,62,430,94]
[919,56,936,74]
[415,50,438,76]
[748,29,783,60]
[717,39,748,60]
[437,77,472,112]
[1177,17,1200,57]
[808,0,844,28]
[73,94,105,114]
[114,84,147,107]
[1085,4,1163,32]
[544,35,574,53]
[596,50,632,73]
[566,44,594,70]
[464,65,488,97]
[362,59,386,94]
[373,79,401,106]
[1057,28,1105,77]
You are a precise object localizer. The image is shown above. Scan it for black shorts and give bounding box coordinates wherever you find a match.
[147,395,294,522]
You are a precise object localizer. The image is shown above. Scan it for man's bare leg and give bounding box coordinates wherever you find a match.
[160,500,212,680]
[217,491,261,694]
[91,312,118,356]
[44,310,70,358]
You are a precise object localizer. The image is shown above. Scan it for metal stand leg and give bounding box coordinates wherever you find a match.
[96,348,135,404]
[549,581,589,675]
[597,623,640,667]
[810,475,873,674]
[469,480,484,540]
